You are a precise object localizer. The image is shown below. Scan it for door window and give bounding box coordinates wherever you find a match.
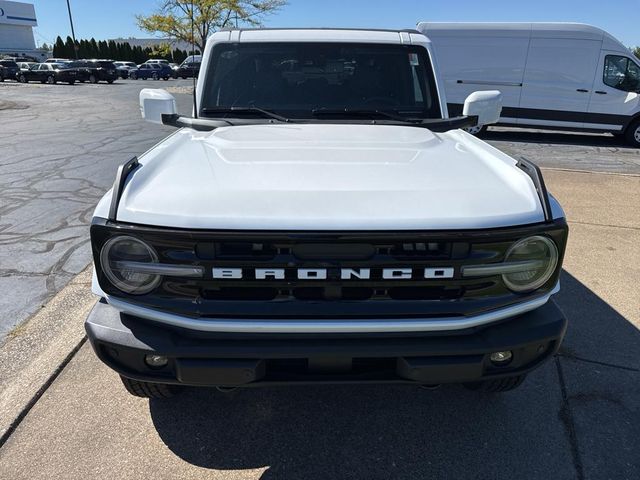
[604,55,640,92]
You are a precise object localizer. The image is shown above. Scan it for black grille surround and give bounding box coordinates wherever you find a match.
[90,217,568,321]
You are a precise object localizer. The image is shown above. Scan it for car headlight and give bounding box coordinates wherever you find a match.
[100,236,161,295]
[502,236,558,292]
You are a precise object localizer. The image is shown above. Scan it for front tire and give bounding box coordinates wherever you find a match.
[624,119,640,147]
[464,125,488,136]
[130,72,137,80]
[107,79,114,84]
[19,74,27,83]
[464,374,527,392]
[89,74,97,84]
[68,80,75,85]
[120,376,181,399]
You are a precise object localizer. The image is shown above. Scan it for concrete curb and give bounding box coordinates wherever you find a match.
[0,266,96,445]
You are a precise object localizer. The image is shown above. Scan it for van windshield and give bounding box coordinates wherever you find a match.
[200,42,441,119]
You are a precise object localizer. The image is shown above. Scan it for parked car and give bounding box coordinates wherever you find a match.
[44,58,70,63]
[420,22,640,146]
[130,63,173,80]
[114,61,138,79]
[0,60,19,82]
[86,28,568,399]
[143,59,170,66]
[17,61,37,71]
[60,61,90,82]
[17,63,76,84]
[82,59,118,83]
[175,61,200,79]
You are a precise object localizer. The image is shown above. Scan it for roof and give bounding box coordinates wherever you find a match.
[417,22,628,52]
[210,28,427,45]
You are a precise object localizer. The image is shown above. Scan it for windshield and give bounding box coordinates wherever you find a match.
[200,42,441,119]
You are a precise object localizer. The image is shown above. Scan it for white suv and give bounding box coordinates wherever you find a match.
[85,28,568,399]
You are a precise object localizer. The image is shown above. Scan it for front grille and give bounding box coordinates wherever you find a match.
[91,219,568,320]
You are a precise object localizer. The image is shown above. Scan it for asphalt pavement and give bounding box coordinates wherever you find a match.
[0,79,193,339]
[0,80,639,479]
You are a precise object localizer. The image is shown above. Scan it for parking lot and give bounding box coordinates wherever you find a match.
[0,80,639,479]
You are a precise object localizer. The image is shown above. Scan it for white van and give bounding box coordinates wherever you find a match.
[417,22,640,146]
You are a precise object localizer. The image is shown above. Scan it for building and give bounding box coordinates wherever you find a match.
[0,1,48,61]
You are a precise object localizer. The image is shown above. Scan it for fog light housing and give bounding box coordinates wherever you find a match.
[490,351,513,366]
[145,354,168,368]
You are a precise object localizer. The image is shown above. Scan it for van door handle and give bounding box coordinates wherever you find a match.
[576,89,589,93]
[595,91,607,95]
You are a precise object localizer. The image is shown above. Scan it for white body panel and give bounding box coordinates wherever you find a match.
[108,124,543,230]
[418,22,639,132]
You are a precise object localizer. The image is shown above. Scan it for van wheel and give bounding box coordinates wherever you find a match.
[624,119,640,147]
[464,374,527,392]
[464,125,487,136]
[120,376,181,399]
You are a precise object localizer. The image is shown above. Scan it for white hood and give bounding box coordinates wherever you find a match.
[113,124,544,230]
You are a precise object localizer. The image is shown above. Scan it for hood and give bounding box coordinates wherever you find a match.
[115,124,544,230]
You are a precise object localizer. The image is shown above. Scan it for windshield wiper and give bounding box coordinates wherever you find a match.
[201,106,290,123]
[311,108,423,123]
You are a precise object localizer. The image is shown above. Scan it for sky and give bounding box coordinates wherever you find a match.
[30,0,640,48]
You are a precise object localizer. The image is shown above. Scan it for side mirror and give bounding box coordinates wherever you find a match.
[463,90,502,127]
[139,88,177,124]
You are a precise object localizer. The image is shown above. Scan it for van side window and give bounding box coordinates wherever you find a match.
[603,55,640,92]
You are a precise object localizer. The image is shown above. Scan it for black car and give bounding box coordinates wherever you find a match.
[130,63,173,80]
[81,59,118,83]
[175,61,200,79]
[16,63,77,84]
[0,60,20,82]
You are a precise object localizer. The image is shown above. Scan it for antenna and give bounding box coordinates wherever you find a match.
[191,0,198,118]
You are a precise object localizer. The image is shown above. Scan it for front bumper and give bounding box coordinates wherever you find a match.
[86,299,567,387]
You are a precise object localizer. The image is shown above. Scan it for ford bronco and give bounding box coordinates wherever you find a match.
[85,28,568,398]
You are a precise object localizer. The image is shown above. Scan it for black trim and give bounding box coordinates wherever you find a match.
[85,298,567,386]
[108,156,139,222]
[516,157,552,222]
[89,218,568,320]
[456,80,523,87]
[447,103,631,128]
[91,215,566,238]
[162,112,479,132]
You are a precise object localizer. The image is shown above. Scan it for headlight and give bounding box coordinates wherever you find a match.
[100,236,161,295]
[502,236,558,292]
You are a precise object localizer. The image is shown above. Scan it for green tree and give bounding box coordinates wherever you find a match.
[633,46,640,60]
[150,42,173,60]
[53,36,66,57]
[89,38,99,58]
[136,0,286,54]
[64,36,76,58]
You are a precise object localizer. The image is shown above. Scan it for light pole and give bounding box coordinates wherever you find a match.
[65,0,78,59]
